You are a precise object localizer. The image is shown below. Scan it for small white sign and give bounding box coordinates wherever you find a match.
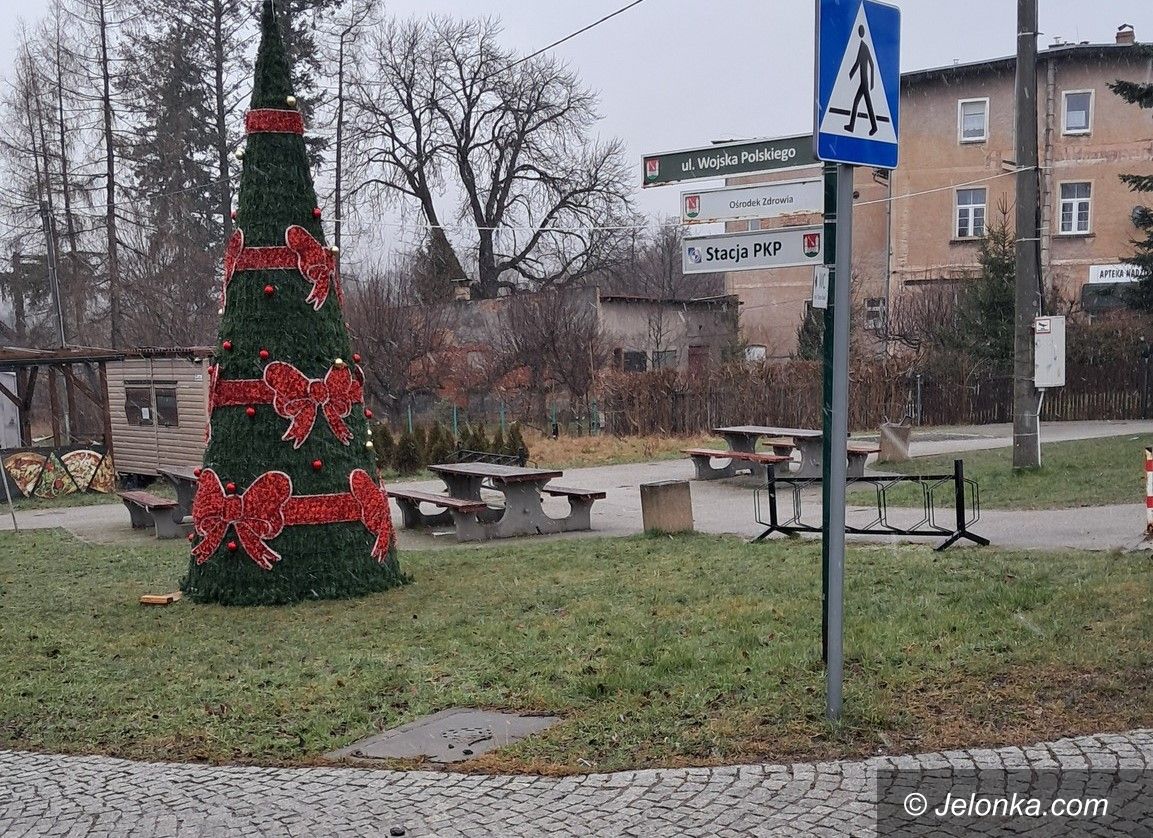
[141,407,151,420]
[1088,263,1144,284]
[681,179,823,225]
[682,226,823,274]
[1034,315,1066,389]
[812,266,830,309]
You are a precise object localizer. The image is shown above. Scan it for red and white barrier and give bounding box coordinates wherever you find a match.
[1146,448,1153,537]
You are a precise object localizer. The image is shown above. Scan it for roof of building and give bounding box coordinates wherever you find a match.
[599,293,739,306]
[0,346,125,369]
[123,346,214,360]
[902,39,1151,85]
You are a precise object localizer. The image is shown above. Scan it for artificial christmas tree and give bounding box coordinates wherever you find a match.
[182,0,404,605]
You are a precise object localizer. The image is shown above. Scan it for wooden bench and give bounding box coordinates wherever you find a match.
[682,448,791,480]
[389,487,490,531]
[119,491,181,539]
[847,444,881,478]
[763,437,797,458]
[542,486,606,531]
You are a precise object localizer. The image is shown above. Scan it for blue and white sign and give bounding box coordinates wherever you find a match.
[815,0,901,169]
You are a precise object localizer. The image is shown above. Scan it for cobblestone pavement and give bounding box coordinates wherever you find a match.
[2,730,1150,837]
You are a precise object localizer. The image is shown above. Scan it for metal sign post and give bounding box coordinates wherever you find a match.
[815,0,900,722]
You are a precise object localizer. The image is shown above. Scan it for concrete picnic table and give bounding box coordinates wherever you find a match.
[714,425,825,479]
[390,462,604,541]
[157,465,199,521]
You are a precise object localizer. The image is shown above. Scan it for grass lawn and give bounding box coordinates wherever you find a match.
[858,433,1153,510]
[0,530,1149,774]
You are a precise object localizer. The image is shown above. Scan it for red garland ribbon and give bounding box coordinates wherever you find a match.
[210,362,364,448]
[220,226,342,311]
[192,468,395,569]
[245,109,305,135]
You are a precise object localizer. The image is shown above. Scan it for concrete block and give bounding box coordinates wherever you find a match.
[877,423,912,463]
[640,480,694,533]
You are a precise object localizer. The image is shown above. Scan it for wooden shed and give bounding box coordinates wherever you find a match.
[106,347,212,481]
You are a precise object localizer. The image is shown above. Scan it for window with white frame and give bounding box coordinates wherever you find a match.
[955,188,987,238]
[1063,90,1093,135]
[864,298,886,331]
[1059,182,1091,234]
[958,98,988,142]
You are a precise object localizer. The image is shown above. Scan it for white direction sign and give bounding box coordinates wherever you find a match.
[681,179,823,225]
[682,226,823,275]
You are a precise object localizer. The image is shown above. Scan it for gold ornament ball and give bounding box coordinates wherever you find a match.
[217,307,225,316]
[365,441,374,450]
[334,358,346,368]
[235,147,245,160]
[330,245,340,255]
[286,95,297,107]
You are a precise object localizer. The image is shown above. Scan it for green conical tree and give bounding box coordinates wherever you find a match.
[182,2,405,605]
[1111,79,1153,308]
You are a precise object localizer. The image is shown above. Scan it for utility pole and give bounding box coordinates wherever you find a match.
[1013,0,1042,469]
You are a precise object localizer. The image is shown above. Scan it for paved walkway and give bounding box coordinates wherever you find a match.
[2,730,1150,836]
[11,419,1148,552]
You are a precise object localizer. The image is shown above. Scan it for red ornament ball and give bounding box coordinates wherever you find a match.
[364,408,373,419]
[312,207,322,218]
[227,541,238,552]
[187,532,196,542]
[352,353,362,363]
[259,348,270,360]
[193,467,202,477]
[225,482,237,493]
[312,459,323,471]
[263,284,275,296]
[222,340,233,351]
[245,406,256,418]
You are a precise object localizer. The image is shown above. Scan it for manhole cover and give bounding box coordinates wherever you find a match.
[327,708,560,764]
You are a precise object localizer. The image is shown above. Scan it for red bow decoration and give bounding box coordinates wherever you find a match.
[263,361,362,448]
[220,229,244,307]
[350,469,395,560]
[286,225,341,310]
[191,470,292,570]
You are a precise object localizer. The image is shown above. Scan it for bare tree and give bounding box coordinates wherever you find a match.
[350,15,633,299]
[489,287,610,419]
[343,259,457,418]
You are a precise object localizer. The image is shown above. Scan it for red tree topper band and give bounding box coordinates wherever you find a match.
[192,468,394,569]
[210,362,364,448]
[220,226,341,310]
[245,108,305,135]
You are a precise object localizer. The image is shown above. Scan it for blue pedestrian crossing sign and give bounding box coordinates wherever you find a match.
[815,0,901,169]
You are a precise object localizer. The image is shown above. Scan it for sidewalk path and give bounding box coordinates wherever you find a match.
[2,730,1150,836]
[3,419,1151,552]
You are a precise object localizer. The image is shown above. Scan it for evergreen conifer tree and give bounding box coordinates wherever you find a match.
[1111,79,1153,308]
[183,1,404,605]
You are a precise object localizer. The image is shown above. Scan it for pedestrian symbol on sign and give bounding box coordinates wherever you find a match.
[818,2,897,146]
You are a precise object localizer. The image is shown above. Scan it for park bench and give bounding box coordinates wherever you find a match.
[118,490,181,539]
[542,486,607,530]
[847,444,881,478]
[682,448,791,480]
[389,487,490,530]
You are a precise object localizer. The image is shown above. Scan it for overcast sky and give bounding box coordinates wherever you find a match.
[2,0,1151,230]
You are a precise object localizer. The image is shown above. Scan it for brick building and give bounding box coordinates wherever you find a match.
[730,24,1153,359]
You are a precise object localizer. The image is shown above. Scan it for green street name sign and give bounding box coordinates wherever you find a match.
[642,134,816,188]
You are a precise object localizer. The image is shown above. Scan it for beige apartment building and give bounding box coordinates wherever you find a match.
[730,24,1153,358]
